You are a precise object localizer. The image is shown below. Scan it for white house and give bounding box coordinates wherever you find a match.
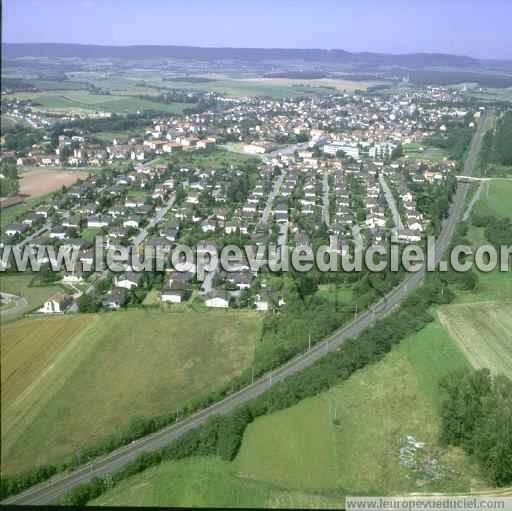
[204,290,230,308]
[40,293,71,314]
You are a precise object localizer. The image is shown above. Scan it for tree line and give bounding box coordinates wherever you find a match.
[440,369,512,486]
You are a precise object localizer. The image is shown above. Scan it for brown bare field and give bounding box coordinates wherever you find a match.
[18,169,89,198]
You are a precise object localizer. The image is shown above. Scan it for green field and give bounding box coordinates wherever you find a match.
[315,284,353,305]
[474,180,512,219]
[93,318,482,507]
[437,303,512,379]
[80,227,100,242]
[1,309,260,475]
[93,456,342,508]
[5,90,190,114]
[66,72,333,99]
[0,274,63,320]
[0,193,53,230]
[403,143,450,163]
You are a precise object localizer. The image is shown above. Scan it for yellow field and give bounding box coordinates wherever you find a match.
[437,302,512,378]
[1,310,260,475]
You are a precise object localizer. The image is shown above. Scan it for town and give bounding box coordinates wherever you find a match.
[1,85,481,316]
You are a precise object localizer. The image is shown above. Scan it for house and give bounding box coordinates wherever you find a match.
[200,218,217,233]
[397,228,422,243]
[115,272,143,290]
[34,205,54,219]
[62,267,85,283]
[102,287,128,309]
[49,225,69,240]
[5,222,29,237]
[253,290,285,312]
[225,269,253,290]
[22,213,43,227]
[40,293,72,314]
[62,215,81,229]
[123,216,142,229]
[114,271,143,289]
[204,289,230,308]
[87,215,112,228]
[160,280,187,303]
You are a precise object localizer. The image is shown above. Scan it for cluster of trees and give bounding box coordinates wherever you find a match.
[412,176,457,235]
[491,111,512,167]
[2,125,44,155]
[54,113,151,136]
[425,126,474,161]
[440,369,512,485]
[0,160,19,196]
[479,112,512,175]
[472,214,512,249]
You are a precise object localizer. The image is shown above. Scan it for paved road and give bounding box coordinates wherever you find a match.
[3,112,494,506]
[132,193,176,246]
[322,172,330,227]
[0,292,29,319]
[260,170,287,226]
[351,223,364,252]
[14,225,49,249]
[378,174,403,232]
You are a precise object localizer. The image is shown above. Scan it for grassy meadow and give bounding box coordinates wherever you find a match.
[93,318,484,507]
[0,274,63,320]
[437,303,512,379]
[4,90,190,114]
[1,309,260,475]
[473,180,512,219]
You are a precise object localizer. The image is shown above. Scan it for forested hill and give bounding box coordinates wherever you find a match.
[0,43,486,68]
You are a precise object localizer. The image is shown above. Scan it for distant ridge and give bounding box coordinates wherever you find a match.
[2,42,487,68]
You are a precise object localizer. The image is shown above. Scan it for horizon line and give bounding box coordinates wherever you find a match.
[4,41,509,62]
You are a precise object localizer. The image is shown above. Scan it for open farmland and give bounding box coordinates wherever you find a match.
[93,457,343,509]
[437,303,512,378]
[242,76,387,92]
[93,320,482,507]
[474,180,512,219]
[235,324,476,496]
[4,90,190,114]
[1,310,260,475]
[18,169,89,198]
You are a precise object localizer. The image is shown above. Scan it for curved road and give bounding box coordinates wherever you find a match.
[3,111,495,506]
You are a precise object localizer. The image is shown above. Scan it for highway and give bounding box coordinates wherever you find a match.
[2,111,494,506]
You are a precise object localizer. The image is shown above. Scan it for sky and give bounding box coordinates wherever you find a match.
[4,0,512,60]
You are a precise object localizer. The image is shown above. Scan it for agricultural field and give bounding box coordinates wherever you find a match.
[93,319,481,507]
[18,169,89,198]
[93,457,342,508]
[1,309,260,475]
[241,77,387,93]
[402,143,450,163]
[437,303,512,379]
[473,180,512,219]
[4,90,190,114]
